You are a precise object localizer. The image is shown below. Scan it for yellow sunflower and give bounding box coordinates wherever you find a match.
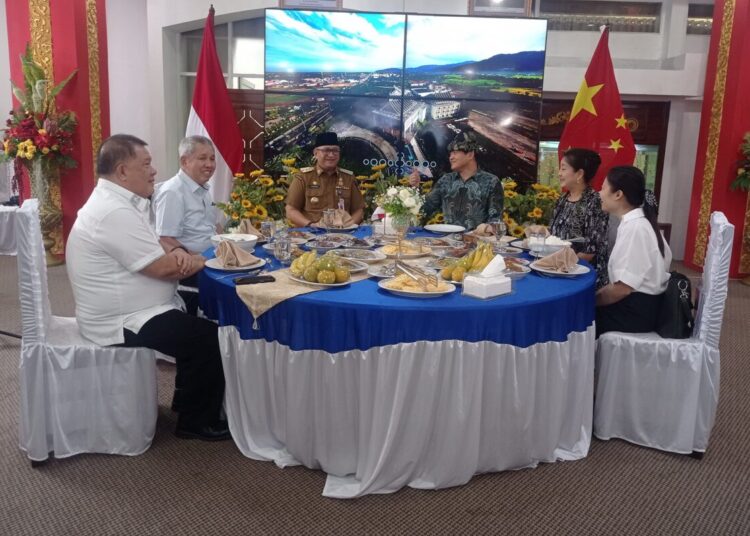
[233,172,245,179]
[243,210,253,218]
[371,163,387,171]
[356,175,369,181]
[281,158,296,166]
[531,183,548,191]
[254,205,269,219]
[241,199,252,208]
[231,192,240,201]
[527,207,543,219]
[503,180,518,190]
[504,190,518,199]
[511,225,525,238]
[273,194,285,202]
[362,183,376,190]
[249,169,264,178]
[259,177,274,187]
[231,212,240,221]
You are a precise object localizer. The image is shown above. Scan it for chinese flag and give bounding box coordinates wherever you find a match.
[558,27,635,190]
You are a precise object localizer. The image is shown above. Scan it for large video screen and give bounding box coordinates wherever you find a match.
[265,9,548,184]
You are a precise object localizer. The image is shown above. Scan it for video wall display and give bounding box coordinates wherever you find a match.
[265,9,548,182]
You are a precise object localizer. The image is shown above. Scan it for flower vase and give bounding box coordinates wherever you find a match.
[388,213,413,263]
[29,159,64,266]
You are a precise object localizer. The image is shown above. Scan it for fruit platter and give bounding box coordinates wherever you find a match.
[289,251,353,287]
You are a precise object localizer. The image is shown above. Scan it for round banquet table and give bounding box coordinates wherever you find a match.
[199,227,596,499]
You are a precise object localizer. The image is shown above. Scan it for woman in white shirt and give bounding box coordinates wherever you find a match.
[596,166,672,336]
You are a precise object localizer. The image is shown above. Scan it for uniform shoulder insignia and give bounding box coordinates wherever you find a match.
[299,166,314,173]
[338,167,353,175]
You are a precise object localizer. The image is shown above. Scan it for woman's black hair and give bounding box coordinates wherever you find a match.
[606,165,665,257]
[562,148,602,184]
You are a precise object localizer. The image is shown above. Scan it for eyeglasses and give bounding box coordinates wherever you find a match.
[316,147,340,155]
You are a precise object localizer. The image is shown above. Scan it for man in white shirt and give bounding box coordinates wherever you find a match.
[66,134,229,441]
[154,136,219,315]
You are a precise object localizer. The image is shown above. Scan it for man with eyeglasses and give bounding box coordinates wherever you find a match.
[285,132,365,227]
[409,132,504,230]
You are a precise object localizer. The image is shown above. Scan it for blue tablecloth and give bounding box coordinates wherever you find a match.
[200,227,596,353]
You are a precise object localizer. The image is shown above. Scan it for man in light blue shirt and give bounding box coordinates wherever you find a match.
[154,135,220,319]
[154,135,219,255]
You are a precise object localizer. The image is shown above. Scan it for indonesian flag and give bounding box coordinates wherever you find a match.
[558,27,635,190]
[186,6,243,204]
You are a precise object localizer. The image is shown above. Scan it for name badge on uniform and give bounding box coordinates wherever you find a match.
[309,181,320,190]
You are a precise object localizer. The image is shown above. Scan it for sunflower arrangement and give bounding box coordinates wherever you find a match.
[501,179,561,237]
[731,132,750,191]
[216,168,288,229]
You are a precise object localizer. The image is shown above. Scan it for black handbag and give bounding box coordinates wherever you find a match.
[656,271,695,339]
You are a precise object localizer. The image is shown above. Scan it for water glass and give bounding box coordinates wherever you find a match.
[322,209,336,232]
[261,220,276,243]
[273,236,292,265]
[529,232,546,257]
[489,220,507,239]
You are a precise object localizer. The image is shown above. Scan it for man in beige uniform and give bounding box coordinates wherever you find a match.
[285,132,365,227]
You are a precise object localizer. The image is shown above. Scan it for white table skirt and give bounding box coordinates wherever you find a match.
[220,324,595,498]
[0,205,18,255]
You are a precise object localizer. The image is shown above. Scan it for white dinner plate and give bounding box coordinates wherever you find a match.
[378,278,456,298]
[325,224,358,232]
[333,258,369,274]
[205,257,266,272]
[378,245,432,259]
[288,272,351,287]
[424,224,466,234]
[334,249,387,263]
[529,261,590,277]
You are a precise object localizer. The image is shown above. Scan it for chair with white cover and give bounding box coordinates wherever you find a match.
[594,211,734,455]
[16,199,159,464]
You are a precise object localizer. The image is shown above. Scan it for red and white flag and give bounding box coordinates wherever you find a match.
[558,27,635,190]
[186,6,243,205]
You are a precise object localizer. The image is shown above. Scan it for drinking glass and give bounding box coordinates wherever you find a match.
[529,231,546,257]
[489,220,507,240]
[322,209,336,234]
[261,220,276,244]
[273,235,292,266]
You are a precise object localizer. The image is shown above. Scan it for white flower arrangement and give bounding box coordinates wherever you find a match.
[375,186,424,219]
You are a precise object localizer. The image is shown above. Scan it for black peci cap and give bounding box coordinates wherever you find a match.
[314,132,339,148]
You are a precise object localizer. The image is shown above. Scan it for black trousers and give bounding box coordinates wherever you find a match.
[120,309,225,428]
[596,291,664,338]
[178,273,200,317]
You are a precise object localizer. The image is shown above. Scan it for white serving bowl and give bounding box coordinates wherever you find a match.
[210,233,258,251]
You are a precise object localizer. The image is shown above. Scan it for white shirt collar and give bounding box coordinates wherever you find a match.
[97,178,151,213]
[621,207,645,224]
[178,169,209,194]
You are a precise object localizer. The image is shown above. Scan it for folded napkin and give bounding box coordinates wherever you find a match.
[215,240,261,268]
[524,224,549,238]
[473,223,495,237]
[535,247,579,272]
[238,219,262,237]
[333,209,355,228]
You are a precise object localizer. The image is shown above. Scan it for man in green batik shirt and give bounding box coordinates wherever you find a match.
[409,132,504,230]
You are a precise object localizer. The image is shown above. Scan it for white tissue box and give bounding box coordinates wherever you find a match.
[462,274,512,299]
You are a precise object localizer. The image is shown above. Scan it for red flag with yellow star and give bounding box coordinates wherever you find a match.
[558,27,635,190]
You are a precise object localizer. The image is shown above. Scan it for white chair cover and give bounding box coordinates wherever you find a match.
[16,199,159,462]
[594,212,734,454]
[0,205,18,255]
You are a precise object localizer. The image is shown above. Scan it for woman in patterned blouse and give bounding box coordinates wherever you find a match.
[549,148,609,288]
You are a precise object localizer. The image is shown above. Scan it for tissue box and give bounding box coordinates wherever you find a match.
[462,274,512,299]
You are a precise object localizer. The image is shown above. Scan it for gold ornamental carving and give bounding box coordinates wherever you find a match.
[86,0,102,176]
[28,0,64,259]
[693,0,735,267]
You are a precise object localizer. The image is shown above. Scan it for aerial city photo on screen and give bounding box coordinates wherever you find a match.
[264,9,548,184]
